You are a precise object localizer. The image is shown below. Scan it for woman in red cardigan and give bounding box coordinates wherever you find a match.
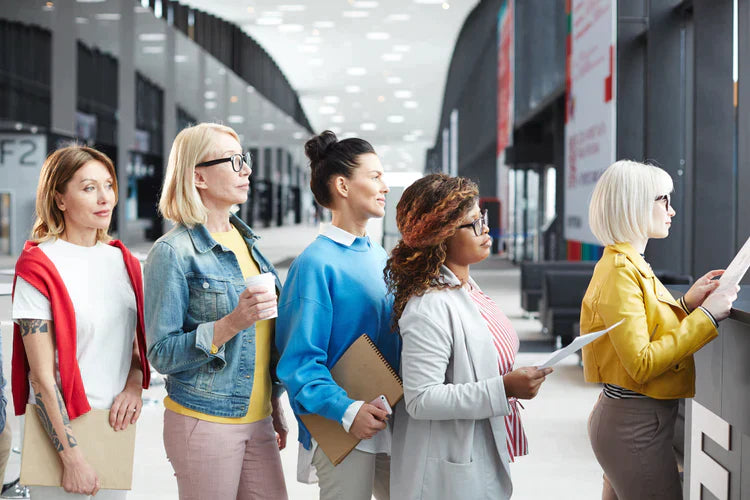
[11,145,149,499]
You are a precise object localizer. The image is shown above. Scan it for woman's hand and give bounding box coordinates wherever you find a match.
[271,397,288,450]
[349,403,388,440]
[702,285,740,322]
[503,366,553,399]
[61,450,100,495]
[214,286,277,345]
[683,269,724,311]
[109,382,143,431]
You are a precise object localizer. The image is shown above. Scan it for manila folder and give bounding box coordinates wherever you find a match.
[300,334,403,466]
[20,405,136,490]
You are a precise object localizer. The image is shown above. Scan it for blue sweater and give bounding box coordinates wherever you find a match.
[275,234,400,449]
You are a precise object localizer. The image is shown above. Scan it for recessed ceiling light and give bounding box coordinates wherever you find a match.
[205,101,217,110]
[387,115,405,123]
[386,14,411,21]
[342,11,369,18]
[324,96,340,104]
[314,21,335,28]
[345,85,361,93]
[246,86,255,93]
[75,17,89,24]
[404,135,416,142]
[404,100,419,108]
[442,2,450,9]
[344,131,358,138]
[230,95,239,103]
[262,123,276,131]
[218,68,226,75]
[377,96,386,103]
[94,13,121,21]
[393,45,411,52]
[205,91,217,99]
[278,24,305,33]
[332,115,345,123]
[361,123,377,131]
[175,54,188,63]
[319,106,337,115]
[142,46,164,54]
[246,6,254,13]
[366,32,390,40]
[278,5,306,12]
[228,115,245,124]
[264,10,283,17]
[346,67,367,76]
[43,2,54,10]
[257,17,283,25]
[353,1,379,7]
[293,131,305,140]
[394,90,413,99]
[412,129,424,136]
[382,53,402,62]
[386,76,402,84]
[139,33,166,42]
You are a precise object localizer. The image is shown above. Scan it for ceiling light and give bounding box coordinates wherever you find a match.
[264,10,283,17]
[246,86,255,93]
[382,53,402,62]
[324,96,340,104]
[218,68,226,75]
[353,1,379,7]
[205,91,217,99]
[345,85,361,93]
[342,11,369,18]
[293,132,305,140]
[143,46,164,54]
[262,123,276,131]
[205,101,217,110]
[227,115,245,124]
[246,6,254,13]
[43,2,54,10]
[312,29,320,36]
[329,126,342,134]
[393,45,411,52]
[139,33,166,42]
[412,129,424,136]
[230,96,239,103]
[344,132,358,138]
[278,5,306,12]
[366,32,390,40]
[319,106,337,115]
[394,90,413,99]
[313,21,335,28]
[377,96,386,103]
[174,54,188,63]
[257,17,283,25]
[387,115,405,123]
[386,14,410,21]
[404,100,419,108]
[278,24,305,33]
[75,17,89,24]
[360,123,377,131]
[94,13,121,21]
[442,2,450,9]
[386,76,402,84]
[346,67,367,76]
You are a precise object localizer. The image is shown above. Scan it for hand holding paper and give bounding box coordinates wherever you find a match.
[534,319,624,369]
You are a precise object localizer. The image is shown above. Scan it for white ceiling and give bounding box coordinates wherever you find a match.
[177,0,479,172]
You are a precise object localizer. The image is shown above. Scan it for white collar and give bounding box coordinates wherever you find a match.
[318,223,362,247]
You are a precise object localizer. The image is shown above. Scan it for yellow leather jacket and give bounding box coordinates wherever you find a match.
[580,242,718,399]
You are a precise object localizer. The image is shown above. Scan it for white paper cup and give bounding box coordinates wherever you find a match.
[245,272,278,319]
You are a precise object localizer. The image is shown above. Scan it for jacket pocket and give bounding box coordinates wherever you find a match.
[421,457,480,500]
[186,276,230,323]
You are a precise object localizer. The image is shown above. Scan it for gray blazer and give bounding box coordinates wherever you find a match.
[390,266,513,500]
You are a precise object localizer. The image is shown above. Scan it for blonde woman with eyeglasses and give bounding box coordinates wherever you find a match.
[144,123,288,500]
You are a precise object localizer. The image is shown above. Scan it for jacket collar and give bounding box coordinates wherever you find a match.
[607,242,654,278]
[187,213,259,254]
[437,265,480,290]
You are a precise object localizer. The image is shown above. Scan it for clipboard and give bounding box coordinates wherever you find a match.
[20,405,136,490]
[300,334,403,466]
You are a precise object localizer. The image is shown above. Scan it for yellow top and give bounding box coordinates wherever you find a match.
[580,242,718,399]
[164,226,273,423]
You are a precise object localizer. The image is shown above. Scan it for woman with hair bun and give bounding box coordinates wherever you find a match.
[384,173,551,500]
[276,130,399,500]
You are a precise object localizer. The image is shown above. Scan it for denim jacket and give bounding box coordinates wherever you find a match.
[144,214,284,417]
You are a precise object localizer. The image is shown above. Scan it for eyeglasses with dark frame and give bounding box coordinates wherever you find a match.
[655,194,671,211]
[195,152,252,173]
[458,209,489,237]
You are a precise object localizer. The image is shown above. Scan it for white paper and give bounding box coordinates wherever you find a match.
[716,236,750,293]
[534,319,624,369]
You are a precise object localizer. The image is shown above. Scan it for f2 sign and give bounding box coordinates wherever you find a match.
[0,135,46,168]
[689,401,730,500]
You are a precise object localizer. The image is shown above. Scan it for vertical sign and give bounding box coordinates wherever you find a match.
[497,0,514,247]
[563,0,616,245]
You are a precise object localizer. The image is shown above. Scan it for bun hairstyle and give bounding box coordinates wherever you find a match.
[305,130,375,208]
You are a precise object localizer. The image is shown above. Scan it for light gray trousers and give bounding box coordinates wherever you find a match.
[312,447,390,500]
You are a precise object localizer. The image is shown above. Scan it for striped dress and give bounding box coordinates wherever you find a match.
[468,283,528,461]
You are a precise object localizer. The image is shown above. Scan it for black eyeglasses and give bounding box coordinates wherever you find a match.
[655,194,671,210]
[195,152,252,173]
[458,209,489,237]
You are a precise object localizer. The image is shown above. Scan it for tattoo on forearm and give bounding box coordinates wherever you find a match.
[34,384,77,453]
[19,319,48,337]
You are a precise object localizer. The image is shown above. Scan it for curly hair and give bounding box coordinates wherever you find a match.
[384,173,479,330]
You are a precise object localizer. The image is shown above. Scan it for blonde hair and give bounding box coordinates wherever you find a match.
[589,160,673,246]
[32,145,118,243]
[159,123,240,227]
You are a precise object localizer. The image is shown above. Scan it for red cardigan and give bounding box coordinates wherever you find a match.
[12,240,150,419]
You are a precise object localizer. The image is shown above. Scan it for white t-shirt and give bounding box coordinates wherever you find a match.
[12,238,137,409]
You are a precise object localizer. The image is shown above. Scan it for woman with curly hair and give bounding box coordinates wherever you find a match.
[385,173,552,500]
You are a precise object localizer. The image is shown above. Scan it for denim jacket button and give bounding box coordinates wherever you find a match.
[202,282,210,289]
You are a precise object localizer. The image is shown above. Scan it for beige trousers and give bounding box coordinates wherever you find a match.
[588,393,682,500]
[312,447,390,500]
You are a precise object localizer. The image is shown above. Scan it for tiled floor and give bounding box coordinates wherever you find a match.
[0,223,604,499]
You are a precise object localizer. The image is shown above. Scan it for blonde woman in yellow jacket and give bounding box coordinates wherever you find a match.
[580,160,737,500]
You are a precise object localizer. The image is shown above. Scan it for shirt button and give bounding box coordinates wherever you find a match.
[245,375,251,379]
[202,282,209,289]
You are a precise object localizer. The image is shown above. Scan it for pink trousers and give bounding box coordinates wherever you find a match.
[163,409,288,500]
